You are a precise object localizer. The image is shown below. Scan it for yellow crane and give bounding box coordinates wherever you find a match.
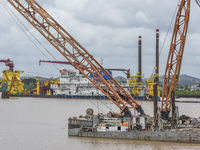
[0,59,24,98]
[128,72,144,96]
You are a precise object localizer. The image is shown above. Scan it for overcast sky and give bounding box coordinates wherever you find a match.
[0,0,200,79]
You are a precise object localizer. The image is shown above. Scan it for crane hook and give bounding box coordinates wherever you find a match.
[196,0,200,7]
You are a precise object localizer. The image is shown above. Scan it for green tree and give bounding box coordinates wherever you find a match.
[27,83,35,91]
[22,78,36,91]
[184,85,190,91]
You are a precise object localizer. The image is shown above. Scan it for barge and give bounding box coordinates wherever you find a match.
[75,129,200,143]
[68,109,200,143]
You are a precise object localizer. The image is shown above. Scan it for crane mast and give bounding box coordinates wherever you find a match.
[161,0,190,118]
[7,0,144,116]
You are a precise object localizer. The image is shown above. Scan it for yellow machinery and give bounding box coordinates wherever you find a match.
[30,78,58,96]
[36,78,52,96]
[128,72,144,96]
[1,69,24,95]
[46,89,51,96]
[36,78,40,95]
[50,78,60,85]
[23,91,30,95]
[47,78,60,96]
[44,80,52,95]
[146,74,160,98]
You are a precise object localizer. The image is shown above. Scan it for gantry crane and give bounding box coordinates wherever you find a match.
[161,0,200,119]
[39,60,77,66]
[7,0,144,116]
[0,59,14,72]
[39,60,130,78]
[0,59,24,97]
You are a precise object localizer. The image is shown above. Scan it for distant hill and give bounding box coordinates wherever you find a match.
[159,74,200,86]
[16,74,200,87]
[178,74,200,86]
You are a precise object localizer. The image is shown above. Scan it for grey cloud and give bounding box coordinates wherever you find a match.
[0,0,199,78]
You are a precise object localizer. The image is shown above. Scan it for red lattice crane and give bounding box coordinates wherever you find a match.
[0,59,14,72]
[161,0,200,118]
[7,0,144,116]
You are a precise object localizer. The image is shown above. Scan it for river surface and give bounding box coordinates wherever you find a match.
[0,96,200,150]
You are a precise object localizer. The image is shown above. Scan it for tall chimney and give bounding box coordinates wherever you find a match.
[156,29,159,84]
[138,36,142,82]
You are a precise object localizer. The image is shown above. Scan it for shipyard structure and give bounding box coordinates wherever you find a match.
[3,32,161,100]
[20,32,160,100]
[3,0,200,144]
[46,33,159,100]
[49,68,158,100]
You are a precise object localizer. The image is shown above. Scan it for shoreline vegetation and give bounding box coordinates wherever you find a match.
[160,84,200,98]
[175,90,200,98]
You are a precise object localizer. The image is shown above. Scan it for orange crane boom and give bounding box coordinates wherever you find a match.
[7,0,144,116]
[161,0,190,118]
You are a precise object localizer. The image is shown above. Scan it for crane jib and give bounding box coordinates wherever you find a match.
[161,0,190,118]
[7,0,145,116]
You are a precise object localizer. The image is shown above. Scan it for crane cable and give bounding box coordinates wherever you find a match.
[75,78,115,113]
[153,0,200,76]
[150,0,181,76]
[0,0,63,71]
[23,71,59,77]
[88,99,105,114]
[196,0,200,7]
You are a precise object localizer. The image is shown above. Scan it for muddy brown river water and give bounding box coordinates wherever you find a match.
[0,96,200,150]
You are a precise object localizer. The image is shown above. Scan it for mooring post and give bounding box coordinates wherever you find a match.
[156,29,159,84]
[138,36,142,82]
[171,91,176,126]
[153,84,158,127]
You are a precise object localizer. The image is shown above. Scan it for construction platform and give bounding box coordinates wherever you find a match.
[68,108,200,144]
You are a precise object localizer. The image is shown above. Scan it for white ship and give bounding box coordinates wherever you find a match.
[50,69,129,97]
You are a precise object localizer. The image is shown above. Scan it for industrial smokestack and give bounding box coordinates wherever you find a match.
[138,36,142,82]
[156,29,159,83]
